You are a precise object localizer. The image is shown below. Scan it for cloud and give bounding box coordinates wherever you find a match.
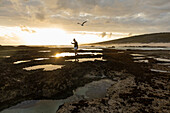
[108,32,112,38]
[35,13,45,21]
[0,34,23,45]
[101,32,106,38]
[20,25,36,33]
[0,0,169,33]
[128,33,133,37]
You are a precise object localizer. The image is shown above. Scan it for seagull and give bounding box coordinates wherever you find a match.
[77,21,87,26]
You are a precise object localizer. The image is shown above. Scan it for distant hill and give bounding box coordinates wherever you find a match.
[90,33,170,45]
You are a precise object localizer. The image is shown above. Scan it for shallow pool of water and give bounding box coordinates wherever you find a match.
[79,48,103,51]
[38,50,51,53]
[34,58,49,61]
[134,60,149,63]
[150,69,170,73]
[115,46,170,50]
[130,54,145,57]
[65,57,106,62]
[157,63,170,66]
[53,52,102,58]
[14,60,31,64]
[1,79,114,113]
[23,64,64,71]
[0,56,11,58]
[133,57,145,60]
[154,58,170,62]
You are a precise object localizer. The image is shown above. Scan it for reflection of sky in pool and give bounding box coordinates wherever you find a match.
[79,48,103,51]
[115,46,170,50]
[130,54,145,57]
[34,58,49,61]
[151,69,170,73]
[154,58,170,62]
[54,52,102,58]
[38,50,51,53]
[23,64,64,71]
[14,60,31,64]
[157,63,170,66]
[0,56,11,58]
[134,60,149,63]
[66,58,106,62]
[133,57,145,60]
[1,79,113,113]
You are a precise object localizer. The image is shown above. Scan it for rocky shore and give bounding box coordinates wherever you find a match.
[57,49,170,113]
[0,46,169,113]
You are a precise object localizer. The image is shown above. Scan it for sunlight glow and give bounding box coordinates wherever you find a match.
[0,26,130,45]
[22,28,67,45]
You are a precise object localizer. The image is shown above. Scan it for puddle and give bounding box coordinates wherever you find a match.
[78,52,102,55]
[154,58,170,62]
[0,100,63,113]
[80,49,103,51]
[38,50,51,53]
[118,51,124,54]
[1,79,114,113]
[157,63,170,66]
[14,60,31,64]
[115,47,170,50]
[147,56,155,59]
[53,52,102,58]
[150,69,170,73]
[133,57,145,60]
[73,79,114,99]
[130,54,145,57]
[134,60,149,63]
[23,64,64,71]
[54,53,75,57]
[0,56,11,58]
[66,57,106,62]
[34,58,49,61]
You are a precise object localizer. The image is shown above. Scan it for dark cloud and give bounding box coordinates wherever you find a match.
[35,13,45,21]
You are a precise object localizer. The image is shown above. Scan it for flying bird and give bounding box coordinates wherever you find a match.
[77,21,87,26]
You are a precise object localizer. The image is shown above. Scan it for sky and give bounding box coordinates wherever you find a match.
[0,0,170,45]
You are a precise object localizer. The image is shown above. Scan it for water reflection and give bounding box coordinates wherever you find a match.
[23,64,64,71]
[1,79,113,113]
[157,63,170,66]
[14,60,31,64]
[66,58,106,62]
[55,53,75,57]
[133,57,145,60]
[151,69,170,73]
[34,58,49,61]
[0,56,11,58]
[54,52,102,58]
[134,60,149,63]
[79,48,103,51]
[115,46,170,50]
[130,54,145,57]
[154,58,170,62]
[38,50,51,53]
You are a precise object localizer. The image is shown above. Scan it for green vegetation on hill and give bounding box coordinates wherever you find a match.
[92,33,170,45]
